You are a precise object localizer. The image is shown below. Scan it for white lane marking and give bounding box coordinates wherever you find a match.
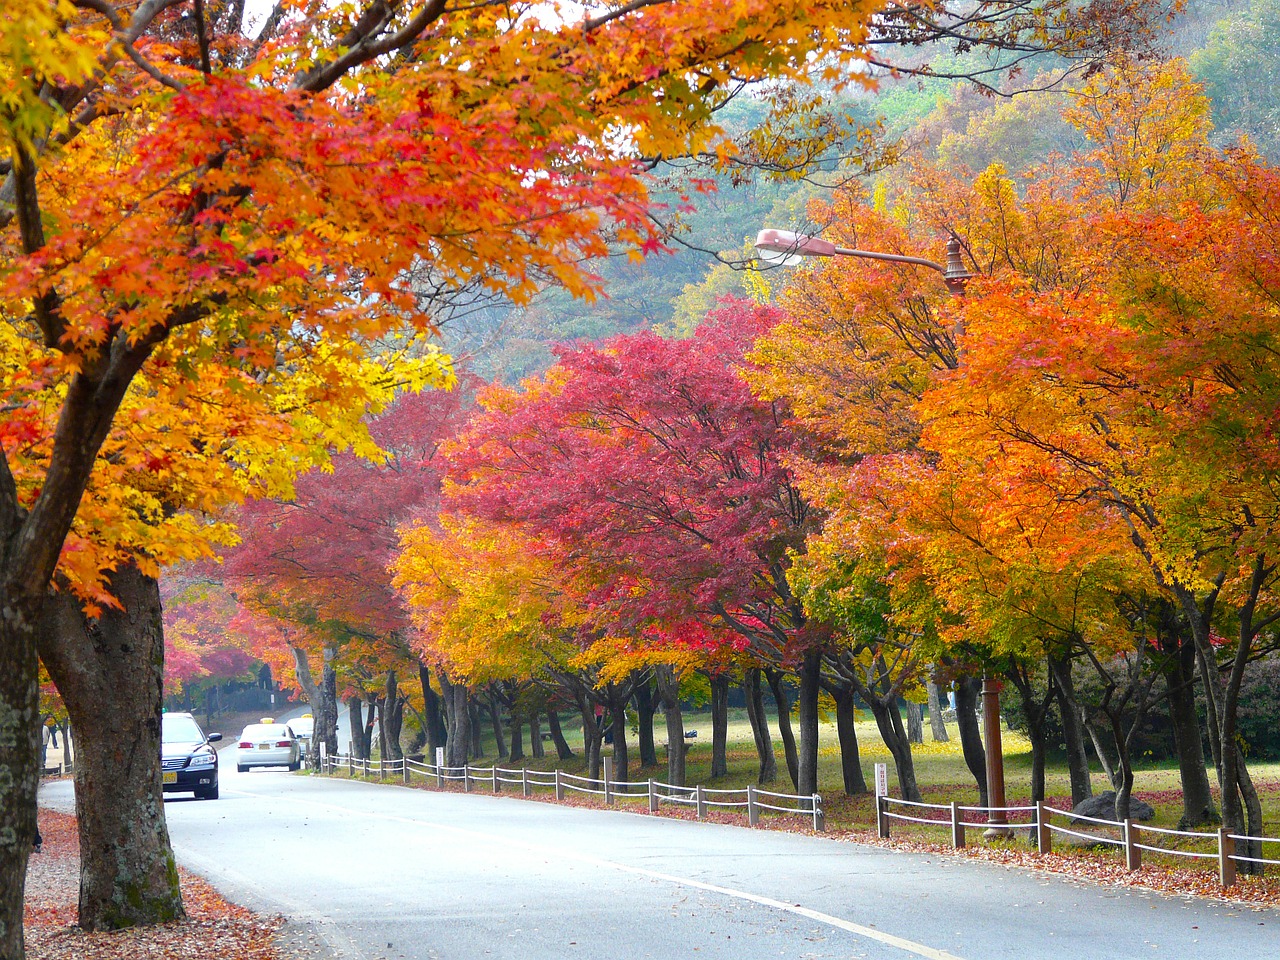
[231,783,967,960]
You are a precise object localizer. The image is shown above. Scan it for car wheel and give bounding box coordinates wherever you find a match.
[288,758,300,771]
[196,783,219,800]
[236,764,247,773]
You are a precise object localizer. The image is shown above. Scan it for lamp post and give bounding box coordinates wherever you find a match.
[754,226,1008,834]
[753,228,972,296]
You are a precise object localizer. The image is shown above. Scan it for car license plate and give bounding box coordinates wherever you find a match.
[258,743,270,750]
[163,772,177,784]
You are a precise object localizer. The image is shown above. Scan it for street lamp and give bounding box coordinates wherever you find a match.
[753,228,972,296]
[754,225,1008,834]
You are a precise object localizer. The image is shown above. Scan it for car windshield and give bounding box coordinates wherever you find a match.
[162,715,204,744]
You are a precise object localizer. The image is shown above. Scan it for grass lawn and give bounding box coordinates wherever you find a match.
[463,706,1280,841]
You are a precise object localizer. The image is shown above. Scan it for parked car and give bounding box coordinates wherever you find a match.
[236,719,302,772]
[161,712,222,800]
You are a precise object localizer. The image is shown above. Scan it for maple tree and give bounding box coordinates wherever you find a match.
[6,3,953,948]
[442,301,841,791]
[754,58,1280,850]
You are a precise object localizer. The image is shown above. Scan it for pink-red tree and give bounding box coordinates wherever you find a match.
[446,301,830,792]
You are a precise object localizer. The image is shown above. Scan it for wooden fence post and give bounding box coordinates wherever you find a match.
[555,768,564,801]
[463,763,471,793]
[522,767,530,798]
[696,784,706,820]
[1124,819,1141,871]
[379,756,386,780]
[1219,827,1237,888]
[812,794,823,832]
[403,758,410,784]
[747,785,759,826]
[876,795,889,839]
[493,765,499,793]
[951,801,965,849]
[1036,802,1052,854]
[347,752,354,778]
[603,758,613,805]
[648,779,658,814]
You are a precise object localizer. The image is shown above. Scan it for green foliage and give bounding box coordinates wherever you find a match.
[1191,0,1280,159]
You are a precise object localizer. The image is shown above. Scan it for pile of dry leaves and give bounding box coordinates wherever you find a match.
[24,811,283,960]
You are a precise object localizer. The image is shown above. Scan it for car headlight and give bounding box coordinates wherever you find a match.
[187,750,217,769]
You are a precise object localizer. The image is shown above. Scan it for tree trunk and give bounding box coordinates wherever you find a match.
[926,680,949,742]
[487,690,507,760]
[608,688,629,786]
[1050,657,1093,805]
[861,687,921,802]
[545,708,574,760]
[346,698,365,759]
[316,647,338,766]
[509,716,525,762]
[634,680,657,768]
[654,665,685,787]
[1084,720,1119,789]
[954,677,987,807]
[905,700,924,745]
[578,697,602,782]
[39,564,184,931]
[381,671,404,761]
[529,707,545,759]
[765,668,799,790]
[709,672,729,779]
[1165,636,1217,827]
[742,669,777,784]
[418,662,446,757]
[0,589,44,960]
[468,696,484,758]
[362,694,378,758]
[440,677,470,768]
[796,649,821,796]
[833,685,868,795]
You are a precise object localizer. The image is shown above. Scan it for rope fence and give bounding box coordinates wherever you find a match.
[319,750,824,832]
[874,793,1279,888]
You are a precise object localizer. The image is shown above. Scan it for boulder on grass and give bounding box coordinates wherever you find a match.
[1070,790,1155,824]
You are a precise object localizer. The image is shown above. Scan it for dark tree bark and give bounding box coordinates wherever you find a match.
[863,690,922,802]
[418,662,447,757]
[1006,663,1054,805]
[709,672,729,779]
[468,696,484,758]
[765,667,799,790]
[317,647,338,766]
[1164,633,1217,827]
[486,689,507,760]
[346,697,365,760]
[0,585,41,960]
[607,684,630,786]
[634,679,657,768]
[832,685,868,795]
[796,648,822,796]
[1049,656,1093,805]
[362,693,378,758]
[509,710,524,762]
[926,680,949,742]
[529,706,545,759]
[545,707,574,760]
[440,676,470,768]
[380,671,405,762]
[654,665,685,787]
[39,564,183,931]
[742,669,777,784]
[954,677,988,807]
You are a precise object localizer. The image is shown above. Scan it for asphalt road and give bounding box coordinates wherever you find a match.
[39,752,1276,960]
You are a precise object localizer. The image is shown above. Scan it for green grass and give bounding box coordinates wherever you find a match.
[463,706,1280,839]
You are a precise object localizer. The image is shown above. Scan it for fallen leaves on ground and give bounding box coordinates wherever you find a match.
[26,810,284,960]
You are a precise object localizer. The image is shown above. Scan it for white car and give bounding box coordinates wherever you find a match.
[290,714,314,764]
[236,719,302,773]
